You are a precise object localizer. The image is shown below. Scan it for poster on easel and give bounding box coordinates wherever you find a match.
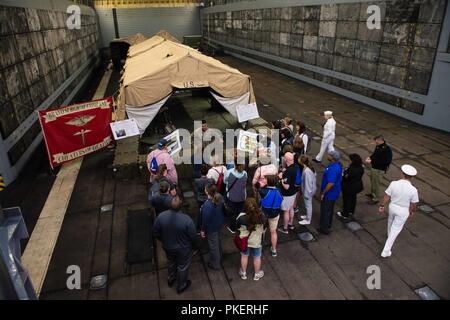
[110,118,140,140]
[236,103,259,123]
[237,130,259,153]
[163,129,182,156]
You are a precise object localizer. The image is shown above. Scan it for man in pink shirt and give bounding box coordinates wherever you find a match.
[252,155,278,199]
[147,139,178,186]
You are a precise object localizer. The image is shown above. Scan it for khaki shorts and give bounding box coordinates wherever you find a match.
[268,215,280,231]
[281,195,296,211]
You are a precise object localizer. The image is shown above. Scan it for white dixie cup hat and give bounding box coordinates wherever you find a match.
[401,164,417,177]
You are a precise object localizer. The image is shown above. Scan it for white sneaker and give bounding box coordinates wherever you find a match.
[239,269,247,280]
[381,251,391,258]
[253,270,265,281]
[299,219,311,225]
[299,215,307,220]
[336,212,350,220]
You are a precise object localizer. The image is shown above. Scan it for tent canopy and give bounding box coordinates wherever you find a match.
[155,30,180,43]
[116,36,257,132]
[127,30,180,58]
[111,33,147,46]
[127,35,165,58]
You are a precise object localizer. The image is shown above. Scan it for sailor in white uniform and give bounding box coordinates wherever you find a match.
[314,111,336,163]
[378,164,419,258]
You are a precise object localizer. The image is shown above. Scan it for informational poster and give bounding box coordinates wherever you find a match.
[163,129,182,156]
[110,118,140,140]
[38,97,113,168]
[236,103,259,123]
[237,130,259,153]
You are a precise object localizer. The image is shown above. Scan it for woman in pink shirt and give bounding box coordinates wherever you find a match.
[252,157,278,200]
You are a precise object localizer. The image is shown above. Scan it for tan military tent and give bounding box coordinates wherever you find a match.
[127,30,180,58]
[155,30,180,43]
[111,33,148,46]
[127,35,166,58]
[116,39,257,133]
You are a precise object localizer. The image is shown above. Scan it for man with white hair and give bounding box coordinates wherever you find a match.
[314,111,336,163]
[378,164,419,258]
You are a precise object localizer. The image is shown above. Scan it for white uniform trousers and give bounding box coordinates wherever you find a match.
[303,196,313,222]
[315,136,335,162]
[382,203,409,256]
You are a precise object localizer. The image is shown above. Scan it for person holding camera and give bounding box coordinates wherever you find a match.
[252,155,278,200]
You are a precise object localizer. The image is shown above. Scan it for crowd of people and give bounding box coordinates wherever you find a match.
[147,114,420,294]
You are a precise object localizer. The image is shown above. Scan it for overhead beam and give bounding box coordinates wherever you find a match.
[93,0,201,9]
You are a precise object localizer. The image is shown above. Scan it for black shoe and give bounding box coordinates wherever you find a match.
[168,278,176,288]
[312,159,321,163]
[177,280,192,294]
[318,228,330,235]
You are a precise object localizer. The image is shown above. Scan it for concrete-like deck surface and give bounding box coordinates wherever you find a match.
[38,56,449,300]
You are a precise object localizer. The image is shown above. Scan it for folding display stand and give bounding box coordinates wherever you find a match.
[0,206,37,300]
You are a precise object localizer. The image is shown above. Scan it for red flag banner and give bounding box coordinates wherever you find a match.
[38,97,113,168]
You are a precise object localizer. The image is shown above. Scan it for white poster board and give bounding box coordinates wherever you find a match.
[237,130,259,153]
[236,103,259,123]
[163,129,182,156]
[110,118,140,140]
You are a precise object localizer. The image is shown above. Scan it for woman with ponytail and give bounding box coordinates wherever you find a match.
[236,198,267,281]
[200,183,225,270]
[298,156,317,225]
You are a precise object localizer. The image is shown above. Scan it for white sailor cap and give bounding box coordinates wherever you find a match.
[401,164,417,177]
[324,111,333,116]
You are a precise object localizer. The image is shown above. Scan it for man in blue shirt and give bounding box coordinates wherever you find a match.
[319,150,343,234]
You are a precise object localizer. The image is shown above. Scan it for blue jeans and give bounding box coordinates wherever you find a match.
[241,247,262,258]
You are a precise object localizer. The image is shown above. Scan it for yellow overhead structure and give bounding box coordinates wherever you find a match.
[93,0,201,8]
[0,175,5,191]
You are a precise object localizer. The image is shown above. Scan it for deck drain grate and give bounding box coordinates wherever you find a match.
[419,205,434,214]
[346,221,363,232]
[415,286,440,300]
[90,275,108,290]
[100,204,113,213]
[298,232,314,242]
